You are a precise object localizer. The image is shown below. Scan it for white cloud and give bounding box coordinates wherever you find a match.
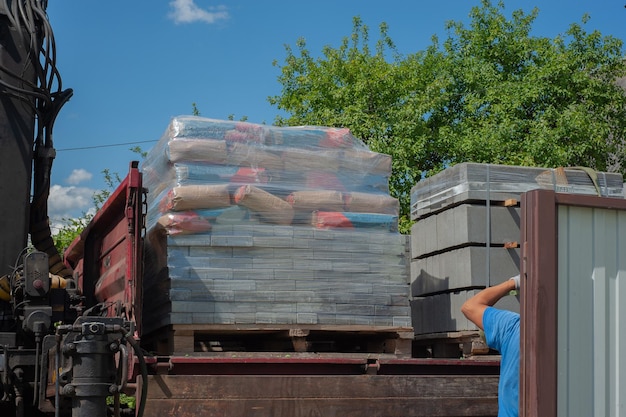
[168,0,229,25]
[48,184,95,221]
[66,168,93,185]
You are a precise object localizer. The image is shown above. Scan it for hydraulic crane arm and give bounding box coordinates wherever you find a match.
[0,0,73,280]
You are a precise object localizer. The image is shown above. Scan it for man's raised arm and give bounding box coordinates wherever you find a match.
[461,276,519,330]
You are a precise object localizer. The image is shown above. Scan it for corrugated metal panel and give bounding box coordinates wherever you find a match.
[557,205,626,417]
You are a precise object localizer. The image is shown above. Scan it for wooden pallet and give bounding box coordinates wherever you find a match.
[144,324,414,357]
[412,331,491,358]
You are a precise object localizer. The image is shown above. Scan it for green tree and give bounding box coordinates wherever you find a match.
[270,17,438,231]
[434,1,626,170]
[270,1,626,232]
[52,215,90,255]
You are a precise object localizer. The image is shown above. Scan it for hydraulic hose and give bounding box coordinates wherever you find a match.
[4,0,76,281]
[124,333,147,417]
[54,333,61,417]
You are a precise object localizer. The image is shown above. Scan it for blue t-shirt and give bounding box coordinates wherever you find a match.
[483,307,520,417]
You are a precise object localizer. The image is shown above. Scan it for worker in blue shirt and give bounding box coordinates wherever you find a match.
[461,275,520,417]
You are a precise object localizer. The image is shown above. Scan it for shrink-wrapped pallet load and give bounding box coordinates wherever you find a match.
[140,116,410,336]
[409,162,624,336]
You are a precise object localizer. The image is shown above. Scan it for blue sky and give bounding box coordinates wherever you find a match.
[44,0,626,227]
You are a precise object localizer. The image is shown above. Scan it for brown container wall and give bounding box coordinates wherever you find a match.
[520,190,626,417]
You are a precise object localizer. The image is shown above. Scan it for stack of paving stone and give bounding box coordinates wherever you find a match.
[140,116,410,335]
[409,162,624,335]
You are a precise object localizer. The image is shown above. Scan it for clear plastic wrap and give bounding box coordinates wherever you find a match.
[312,211,398,232]
[410,163,624,220]
[161,116,365,149]
[142,115,398,233]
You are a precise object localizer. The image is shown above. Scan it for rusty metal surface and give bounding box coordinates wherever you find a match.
[63,161,144,332]
[520,189,558,417]
[137,373,499,417]
[133,354,500,416]
[155,353,500,376]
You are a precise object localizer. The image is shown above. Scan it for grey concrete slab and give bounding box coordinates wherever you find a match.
[411,289,520,335]
[411,204,521,258]
[296,313,319,324]
[410,247,520,296]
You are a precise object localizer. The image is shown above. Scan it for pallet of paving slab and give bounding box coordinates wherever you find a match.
[411,190,525,221]
[412,331,491,359]
[144,324,414,357]
[410,203,521,259]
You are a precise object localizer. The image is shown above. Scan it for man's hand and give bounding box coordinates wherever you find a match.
[511,274,520,290]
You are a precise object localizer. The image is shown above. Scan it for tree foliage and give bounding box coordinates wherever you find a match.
[269,0,626,232]
[53,169,120,254]
[52,215,90,256]
[436,2,626,170]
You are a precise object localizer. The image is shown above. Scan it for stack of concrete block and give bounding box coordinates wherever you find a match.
[143,225,409,334]
[409,163,624,335]
[411,290,518,335]
[140,116,410,335]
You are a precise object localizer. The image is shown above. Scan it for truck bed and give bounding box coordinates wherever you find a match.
[65,162,500,417]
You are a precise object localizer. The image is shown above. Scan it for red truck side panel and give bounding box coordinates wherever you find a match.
[64,161,144,335]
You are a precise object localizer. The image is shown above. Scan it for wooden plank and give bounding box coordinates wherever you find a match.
[413,330,487,358]
[139,375,498,417]
[172,328,195,352]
